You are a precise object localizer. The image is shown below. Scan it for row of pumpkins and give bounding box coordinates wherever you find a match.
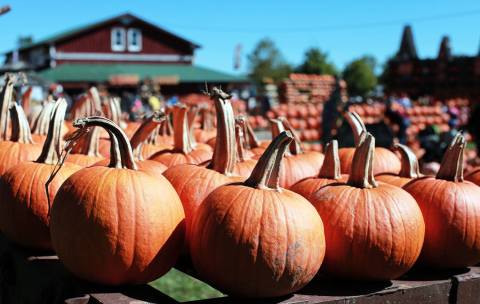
[1,74,480,299]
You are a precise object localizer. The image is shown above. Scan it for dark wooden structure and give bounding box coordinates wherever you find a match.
[1,234,480,304]
[383,25,480,99]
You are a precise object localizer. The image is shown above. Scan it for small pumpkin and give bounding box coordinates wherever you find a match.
[310,133,424,280]
[190,131,325,298]
[149,104,212,167]
[0,99,81,250]
[339,112,401,175]
[50,116,185,285]
[404,134,480,268]
[163,88,243,249]
[376,144,423,187]
[290,140,348,200]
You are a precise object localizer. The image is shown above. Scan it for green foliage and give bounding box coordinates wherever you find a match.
[247,38,292,84]
[150,268,223,302]
[297,48,338,75]
[342,56,378,97]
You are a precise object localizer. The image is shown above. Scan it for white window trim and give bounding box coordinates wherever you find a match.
[111,27,126,52]
[127,28,142,52]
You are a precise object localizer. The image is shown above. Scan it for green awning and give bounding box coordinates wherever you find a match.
[38,63,247,84]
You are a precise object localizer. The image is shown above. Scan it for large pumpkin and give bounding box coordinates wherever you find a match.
[290,140,348,200]
[376,143,423,187]
[0,99,81,250]
[310,133,424,280]
[149,105,212,167]
[50,116,184,285]
[163,88,243,250]
[404,134,480,268]
[339,112,400,175]
[190,131,325,298]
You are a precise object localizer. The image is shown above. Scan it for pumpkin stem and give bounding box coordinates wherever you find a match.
[73,116,137,170]
[9,102,35,144]
[187,105,200,147]
[395,143,422,178]
[172,104,194,154]
[70,126,102,157]
[31,101,55,136]
[36,99,67,165]
[278,117,303,155]
[235,118,247,162]
[245,117,260,148]
[130,111,167,151]
[344,111,367,147]
[200,107,214,131]
[87,87,103,116]
[207,87,236,175]
[21,86,33,117]
[0,74,15,141]
[270,118,291,156]
[319,140,341,179]
[159,108,173,136]
[347,133,377,189]
[244,131,294,191]
[436,133,465,182]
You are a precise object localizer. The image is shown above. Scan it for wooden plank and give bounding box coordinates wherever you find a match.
[451,267,480,304]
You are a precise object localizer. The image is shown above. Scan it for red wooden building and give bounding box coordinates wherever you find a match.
[2,13,246,94]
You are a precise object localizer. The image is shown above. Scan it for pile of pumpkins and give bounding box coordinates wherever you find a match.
[1,73,480,299]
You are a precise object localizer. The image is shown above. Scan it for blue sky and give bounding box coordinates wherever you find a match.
[1,1,479,75]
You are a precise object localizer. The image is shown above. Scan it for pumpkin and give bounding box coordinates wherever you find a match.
[268,118,324,188]
[0,99,81,250]
[50,116,185,285]
[163,88,243,249]
[66,126,104,167]
[404,134,480,268]
[339,112,401,175]
[130,111,171,159]
[309,133,424,280]
[376,144,422,187]
[190,131,325,298]
[149,105,212,167]
[0,102,42,176]
[290,140,348,200]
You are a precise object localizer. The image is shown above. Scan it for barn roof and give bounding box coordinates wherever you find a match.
[38,63,247,83]
[5,13,200,54]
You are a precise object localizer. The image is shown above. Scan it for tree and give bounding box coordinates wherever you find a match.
[247,38,292,85]
[342,56,378,97]
[297,48,338,75]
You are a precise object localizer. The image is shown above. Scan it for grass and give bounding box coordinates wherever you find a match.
[150,268,223,302]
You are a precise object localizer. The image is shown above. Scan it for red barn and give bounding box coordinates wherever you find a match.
[3,13,247,94]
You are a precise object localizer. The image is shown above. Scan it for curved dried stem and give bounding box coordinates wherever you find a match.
[9,102,34,144]
[436,133,465,182]
[0,74,15,140]
[395,143,422,178]
[319,140,341,179]
[172,104,194,154]
[344,111,367,147]
[347,133,377,188]
[36,99,67,165]
[278,117,303,155]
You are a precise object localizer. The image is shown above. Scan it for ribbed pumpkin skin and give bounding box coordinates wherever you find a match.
[404,178,480,268]
[311,183,424,280]
[289,175,348,201]
[232,159,257,178]
[339,147,401,176]
[149,149,212,168]
[67,154,104,167]
[0,162,80,250]
[50,167,185,285]
[279,152,324,188]
[190,185,325,298]
[376,174,412,188]
[0,142,42,175]
[164,165,242,248]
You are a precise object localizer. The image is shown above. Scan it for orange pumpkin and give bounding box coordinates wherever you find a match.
[290,140,348,200]
[339,112,400,175]
[0,99,81,250]
[190,131,325,297]
[404,134,480,268]
[149,105,212,167]
[310,133,424,280]
[50,116,185,285]
[0,102,42,176]
[66,126,104,167]
[376,144,423,187]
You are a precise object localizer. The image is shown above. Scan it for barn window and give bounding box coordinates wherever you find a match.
[111,27,126,51]
[127,28,142,52]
